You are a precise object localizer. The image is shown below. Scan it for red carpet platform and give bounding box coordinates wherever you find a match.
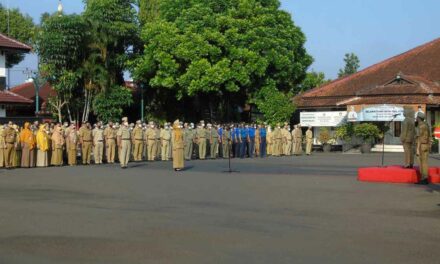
[429,167,440,184]
[358,166,420,184]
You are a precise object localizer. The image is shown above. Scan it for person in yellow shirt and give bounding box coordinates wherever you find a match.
[19,122,36,168]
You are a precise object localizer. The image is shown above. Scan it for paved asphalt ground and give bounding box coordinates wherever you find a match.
[0,153,439,264]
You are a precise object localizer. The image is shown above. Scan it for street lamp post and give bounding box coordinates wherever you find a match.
[33,74,40,114]
[140,83,144,121]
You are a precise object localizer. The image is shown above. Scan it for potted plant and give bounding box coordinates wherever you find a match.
[319,127,332,152]
[335,123,354,152]
[354,123,380,153]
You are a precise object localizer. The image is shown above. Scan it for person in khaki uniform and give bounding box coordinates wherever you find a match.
[93,122,104,164]
[104,122,116,163]
[145,122,156,161]
[293,124,303,156]
[117,121,131,168]
[66,124,78,166]
[255,125,260,157]
[184,123,195,160]
[4,122,17,169]
[79,122,93,165]
[154,125,161,160]
[172,120,185,171]
[400,107,416,168]
[416,112,431,185]
[160,123,171,161]
[305,126,313,155]
[0,124,5,167]
[284,125,293,156]
[132,120,144,162]
[222,125,231,158]
[281,125,288,156]
[51,124,65,166]
[196,122,207,160]
[266,126,273,156]
[272,124,282,157]
[208,124,219,159]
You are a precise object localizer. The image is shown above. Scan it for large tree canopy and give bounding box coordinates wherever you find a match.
[0,4,36,67]
[131,0,312,122]
[36,14,88,122]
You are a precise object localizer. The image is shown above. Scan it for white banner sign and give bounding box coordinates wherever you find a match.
[347,105,404,122]
[300,111,347,127]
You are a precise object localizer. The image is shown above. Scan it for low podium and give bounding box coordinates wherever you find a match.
[358,166,440,184]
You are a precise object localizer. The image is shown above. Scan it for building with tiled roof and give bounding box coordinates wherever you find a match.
[295,38,440,150]
[0,32,33,119]
[0,33,32,52]
[10,81,56,113]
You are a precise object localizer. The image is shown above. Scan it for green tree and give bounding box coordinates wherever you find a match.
[36,14,88,122]
[254,80,295,125]
[131,0,312,121]
[0,4,35,67]
[83,0,138,121]
[138,0,160,25]
[92,85,133,122]
[338,53,360,78]
[297,70,330,93]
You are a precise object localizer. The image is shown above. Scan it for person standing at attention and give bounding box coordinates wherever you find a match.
[172,120,185,171]
[19,122,36,168]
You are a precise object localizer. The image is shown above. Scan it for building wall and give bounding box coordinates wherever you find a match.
[0,52,5,77]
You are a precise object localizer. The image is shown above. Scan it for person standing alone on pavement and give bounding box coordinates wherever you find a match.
[172,120,185,171]
[117,121,131,169]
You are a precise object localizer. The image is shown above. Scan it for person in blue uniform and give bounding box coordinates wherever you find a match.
[259,124,267,158]
[232,124,240,158]
[248,125,256,158]
[240,124,248,158]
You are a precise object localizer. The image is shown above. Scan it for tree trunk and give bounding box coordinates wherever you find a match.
[67,104,73,123]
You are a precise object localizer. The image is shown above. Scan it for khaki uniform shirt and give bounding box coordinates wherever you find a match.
[79,127,93,142]
[306,130,313,142]
[145,128,156,143]
[160,129,171,142]
[401,117,416,143]
[5,127,17,144]
[117,126,131,141]
[104,127,116,141]
[184,129,194,143]
[132,127,144,142]
[93,128,104,144]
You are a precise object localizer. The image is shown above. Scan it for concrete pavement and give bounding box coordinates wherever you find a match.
[0,153,439,263]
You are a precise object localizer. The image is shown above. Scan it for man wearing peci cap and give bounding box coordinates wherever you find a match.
[117,120,131,169]
[104,121,116,163]
[79,122,93,165]
[196,121,207,160]
[416,112,432,184]
[145,122,156,161]
[400,107,416,168]
[184,123,195,160]
[132,120,144,162]
[93,122,104,164]
[208,124,219,159]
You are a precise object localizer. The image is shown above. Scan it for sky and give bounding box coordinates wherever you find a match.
[3,0,440,87]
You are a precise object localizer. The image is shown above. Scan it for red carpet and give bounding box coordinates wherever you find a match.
[358,166,420,184]
[429,167,440,184]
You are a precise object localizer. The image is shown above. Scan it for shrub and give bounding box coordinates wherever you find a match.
[318,128,331,144]
[335,123,354,142]
[354,123,380,143]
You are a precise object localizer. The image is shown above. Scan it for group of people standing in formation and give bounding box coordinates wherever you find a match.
[400,107,433,185]
[0,118,314,171]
